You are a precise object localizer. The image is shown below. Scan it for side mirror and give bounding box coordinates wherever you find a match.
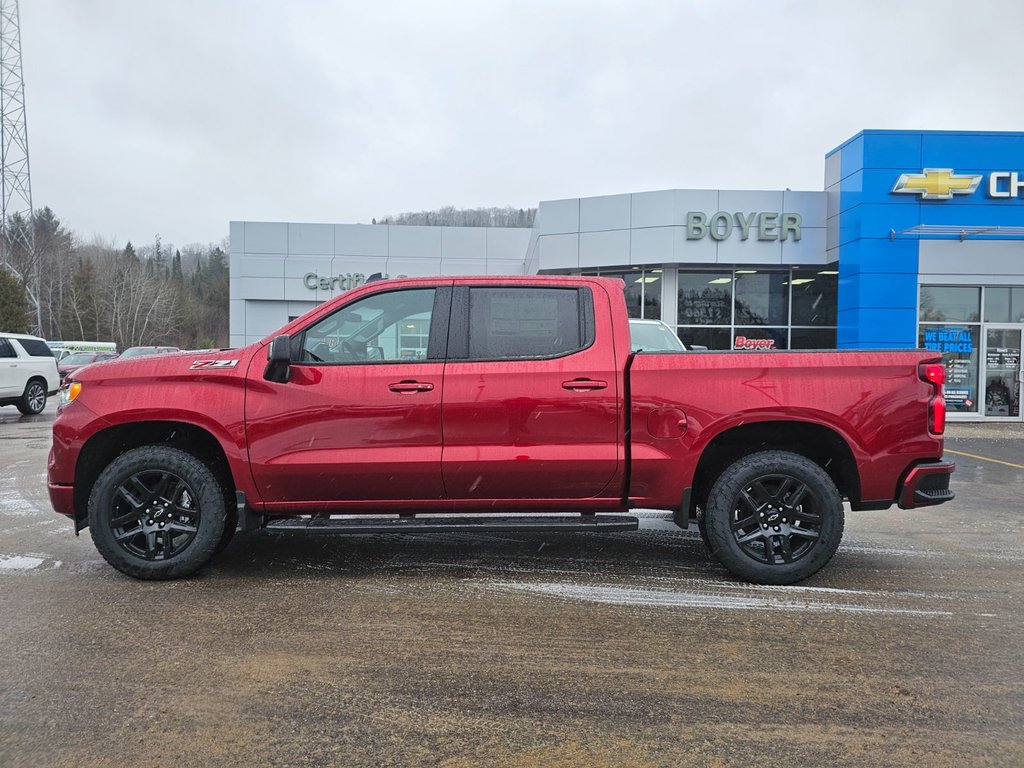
[264,334,291,383]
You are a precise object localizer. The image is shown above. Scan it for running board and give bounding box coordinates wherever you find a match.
[264,514,639,535]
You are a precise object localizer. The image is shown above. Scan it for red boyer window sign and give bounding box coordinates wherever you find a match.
[734,335,776,350]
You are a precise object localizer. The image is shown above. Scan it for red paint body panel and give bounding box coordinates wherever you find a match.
[627,350,944,508]
[48,275,950,527]
[244,358,447,510]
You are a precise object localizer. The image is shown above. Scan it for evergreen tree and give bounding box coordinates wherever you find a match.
[0,267,29,332]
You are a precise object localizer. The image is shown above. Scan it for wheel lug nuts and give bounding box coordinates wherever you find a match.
[774,526,781,531]
[759,513,764,518]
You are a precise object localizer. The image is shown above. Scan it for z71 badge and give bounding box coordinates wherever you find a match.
[189,359,239,370]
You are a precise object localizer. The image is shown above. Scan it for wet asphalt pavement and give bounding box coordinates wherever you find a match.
[1,404,1022,767]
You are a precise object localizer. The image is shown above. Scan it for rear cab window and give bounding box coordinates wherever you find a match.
[451,286,596,361]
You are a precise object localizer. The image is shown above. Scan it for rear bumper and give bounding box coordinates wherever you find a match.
[898,461,955,509]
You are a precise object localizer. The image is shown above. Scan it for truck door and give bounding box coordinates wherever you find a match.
[441,284,621,501]
[245,285,452,509]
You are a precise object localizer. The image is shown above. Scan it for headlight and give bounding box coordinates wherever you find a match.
[58,382,82,408]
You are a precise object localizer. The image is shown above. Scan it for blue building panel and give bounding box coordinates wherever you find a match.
[832,129,1024,349]
[920,132,1024,169]
[859,132,923,170]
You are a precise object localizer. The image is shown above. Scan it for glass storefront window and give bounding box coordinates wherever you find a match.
[919,286,981,322]
[791,269,838,326]
[920,324,980,413]
[791,327,837,349]
[678,272,732,325]
[677,326,731,350]
[735,271,788,326]
[621,272,643,318]
[984,329,1021,418]
[642,271,662,320]
[584,269,660,320]
[983,287,1024,323]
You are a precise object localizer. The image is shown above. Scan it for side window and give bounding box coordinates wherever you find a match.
[0,339,14,358]
[19,339,54,358]
[467,287,590,360]
[300,288,436,364]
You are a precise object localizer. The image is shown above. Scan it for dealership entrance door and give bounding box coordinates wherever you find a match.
[982,327,1022,420]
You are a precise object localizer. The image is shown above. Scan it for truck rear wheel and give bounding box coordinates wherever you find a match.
[88,446,227,580]
[703,450,844,584]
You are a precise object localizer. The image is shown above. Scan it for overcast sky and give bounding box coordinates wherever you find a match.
[20,0,1024,250]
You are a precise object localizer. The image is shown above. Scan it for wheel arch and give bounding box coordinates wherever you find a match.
[688,420,860,519]
[74,421,237,530]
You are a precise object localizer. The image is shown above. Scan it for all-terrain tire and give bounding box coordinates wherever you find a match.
[703,450,844,585]
[88,445,227,580]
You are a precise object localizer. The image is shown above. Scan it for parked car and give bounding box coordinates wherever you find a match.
[0,332,60,415]
[118,346,180,359]
[48,341,117,362]
[50,276,953,584]
[629,319,689,352]
[57,351,119,381]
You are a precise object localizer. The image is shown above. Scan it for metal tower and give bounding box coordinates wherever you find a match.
[0,0,36,332]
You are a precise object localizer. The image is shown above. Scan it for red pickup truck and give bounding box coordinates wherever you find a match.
[48,276,954,584]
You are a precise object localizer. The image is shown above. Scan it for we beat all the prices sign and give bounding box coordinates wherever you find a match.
[734,336,776,350]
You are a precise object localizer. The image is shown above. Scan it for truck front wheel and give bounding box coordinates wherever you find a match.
[88,446,227,580]
[704,450,844,585]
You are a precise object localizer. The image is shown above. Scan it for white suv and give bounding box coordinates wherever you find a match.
[0,333,60,415]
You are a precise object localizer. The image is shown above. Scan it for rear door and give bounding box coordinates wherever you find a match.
[440,283,621,502]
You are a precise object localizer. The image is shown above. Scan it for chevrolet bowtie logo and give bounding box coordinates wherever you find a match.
[891,168,982,200]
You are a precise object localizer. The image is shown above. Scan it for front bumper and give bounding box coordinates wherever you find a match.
[898,461,956,509]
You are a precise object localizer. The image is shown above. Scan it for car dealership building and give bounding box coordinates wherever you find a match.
[231,129,1024,421]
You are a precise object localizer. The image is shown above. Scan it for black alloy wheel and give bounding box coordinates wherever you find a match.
[729,474,822,565]
[89,446,227,579]
[108,470,201,561]
[703,450,844,584]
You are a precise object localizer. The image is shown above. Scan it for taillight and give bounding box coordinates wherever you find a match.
[920,363,946,435]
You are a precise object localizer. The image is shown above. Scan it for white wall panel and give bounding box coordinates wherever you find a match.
[672,226,717,264]
[238,276,284,300]
[229,221,244,255]
[243,222,288,254]
[441,227,488,262]
[388,225,442,259]
[579,194,630,232]
[486,228,532,261]
[335,224,388,257]
[244,300,288,337]
[385,258,442,278]
[486,258,527,275]
[536,233,579,270]
[535,198,579,235]
[781,227,828,266]
[237,256,284,278]
[579,230,630,267]
[716,232,783,265]
[287,223,334,255]
[630,226,673,265]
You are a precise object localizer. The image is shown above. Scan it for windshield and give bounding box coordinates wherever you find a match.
[119,347,157,358]
[630,322,686,352]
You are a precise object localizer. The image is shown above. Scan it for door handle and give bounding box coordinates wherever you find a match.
[388,380,434,393]
[561,378,608,392]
